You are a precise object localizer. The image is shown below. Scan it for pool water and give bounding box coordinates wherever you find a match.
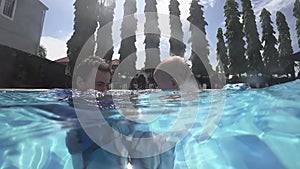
[0,80,300,169]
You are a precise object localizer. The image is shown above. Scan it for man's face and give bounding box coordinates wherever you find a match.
[77,67,111,92]
[94,70,111,92]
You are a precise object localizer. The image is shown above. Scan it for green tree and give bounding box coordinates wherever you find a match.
[96,0,116,61]
[260,8,280,75]
[169,0,185,57]
[276,11,295,78]
[38,45,47,59]
[242,0,264,75]
[187,0,212,77]
[144,0,161,70]
[293,0,300,48]
[118,0,138,75]
[66,0,99,75]
[216,28,229,77]
[224,0,247,76]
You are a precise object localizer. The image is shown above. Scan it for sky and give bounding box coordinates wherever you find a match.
[39,0,299,69]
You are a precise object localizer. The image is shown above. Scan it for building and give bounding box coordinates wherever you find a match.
[54,57,69,65]
[0,1,72,88]
[291,51,300,61]
[0,0,48,55]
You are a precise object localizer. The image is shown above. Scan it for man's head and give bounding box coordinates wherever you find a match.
[74,56,111,92]
[153,56,191,90]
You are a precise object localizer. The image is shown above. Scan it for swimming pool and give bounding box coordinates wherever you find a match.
[0,80,299,169]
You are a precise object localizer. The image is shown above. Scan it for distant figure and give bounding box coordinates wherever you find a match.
[153,56,199,92]
[230,75,239,84]
[74,56,111,92]
[137,74,146,89]
[129,76,138,90]
[148,76,157,89]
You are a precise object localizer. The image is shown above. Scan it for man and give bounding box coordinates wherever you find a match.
[68,56,129,169]
[74,56,111,92]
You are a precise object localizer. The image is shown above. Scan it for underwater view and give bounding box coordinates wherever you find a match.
[0,80,299,169]
[2,0,300,168]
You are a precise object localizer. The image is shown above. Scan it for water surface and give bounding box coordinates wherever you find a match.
[0,80,300,169]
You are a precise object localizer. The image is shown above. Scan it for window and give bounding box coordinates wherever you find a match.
[0,0,16,19]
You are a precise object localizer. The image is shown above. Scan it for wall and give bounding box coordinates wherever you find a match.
[0,44,71,88]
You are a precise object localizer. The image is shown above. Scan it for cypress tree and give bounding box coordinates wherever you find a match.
[66,0,99,75]
[144,0,161,70]
[260,8,280,75]
[118,0,137,75]
[242,0,264,75]
[216,28,229,77]
[96,0,116,61]
[187,0,212,77]
[293,0,300,48]
[224,0,247,76]
[276,11,295,78]
[169,0,186,57]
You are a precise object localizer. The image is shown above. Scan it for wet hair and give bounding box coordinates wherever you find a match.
[154,56,199,91]
[154,56,191,85]
[74,56,111,80]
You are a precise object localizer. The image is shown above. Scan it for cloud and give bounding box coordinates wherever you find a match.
[252,0,294,15]
[178,0,192,20]
[200,0,216,8]
[156,0,216,20]
[40,36,70,61]
[209,46,218,70]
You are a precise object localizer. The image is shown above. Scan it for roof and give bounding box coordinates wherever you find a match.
[112,59,120,65]
[292,52,300,61]
[37,0,49,10]
[54,57,69,63]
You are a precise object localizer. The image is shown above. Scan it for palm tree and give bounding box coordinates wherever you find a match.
[276,11,295,78]
[96,0,116,61]
[260,8,280,75]
[216,28,229,77]
[224,0,247,76]
[242,0,264,75]
[187,0,212,77]
[118,0,138,75]
[66,0,99,75]
[169,0,185,57]
[144,0,161,78]
[293,0,300,48]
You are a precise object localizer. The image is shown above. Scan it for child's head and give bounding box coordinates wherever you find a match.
[153,56,192,90]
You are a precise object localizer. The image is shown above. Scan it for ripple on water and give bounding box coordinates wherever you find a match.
[255,108,300,135]
[0,80,300,169]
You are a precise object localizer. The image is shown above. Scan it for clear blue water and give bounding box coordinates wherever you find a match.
[0,80,300,169]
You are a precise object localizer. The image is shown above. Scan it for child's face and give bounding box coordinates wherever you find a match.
[153,70,178,90]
